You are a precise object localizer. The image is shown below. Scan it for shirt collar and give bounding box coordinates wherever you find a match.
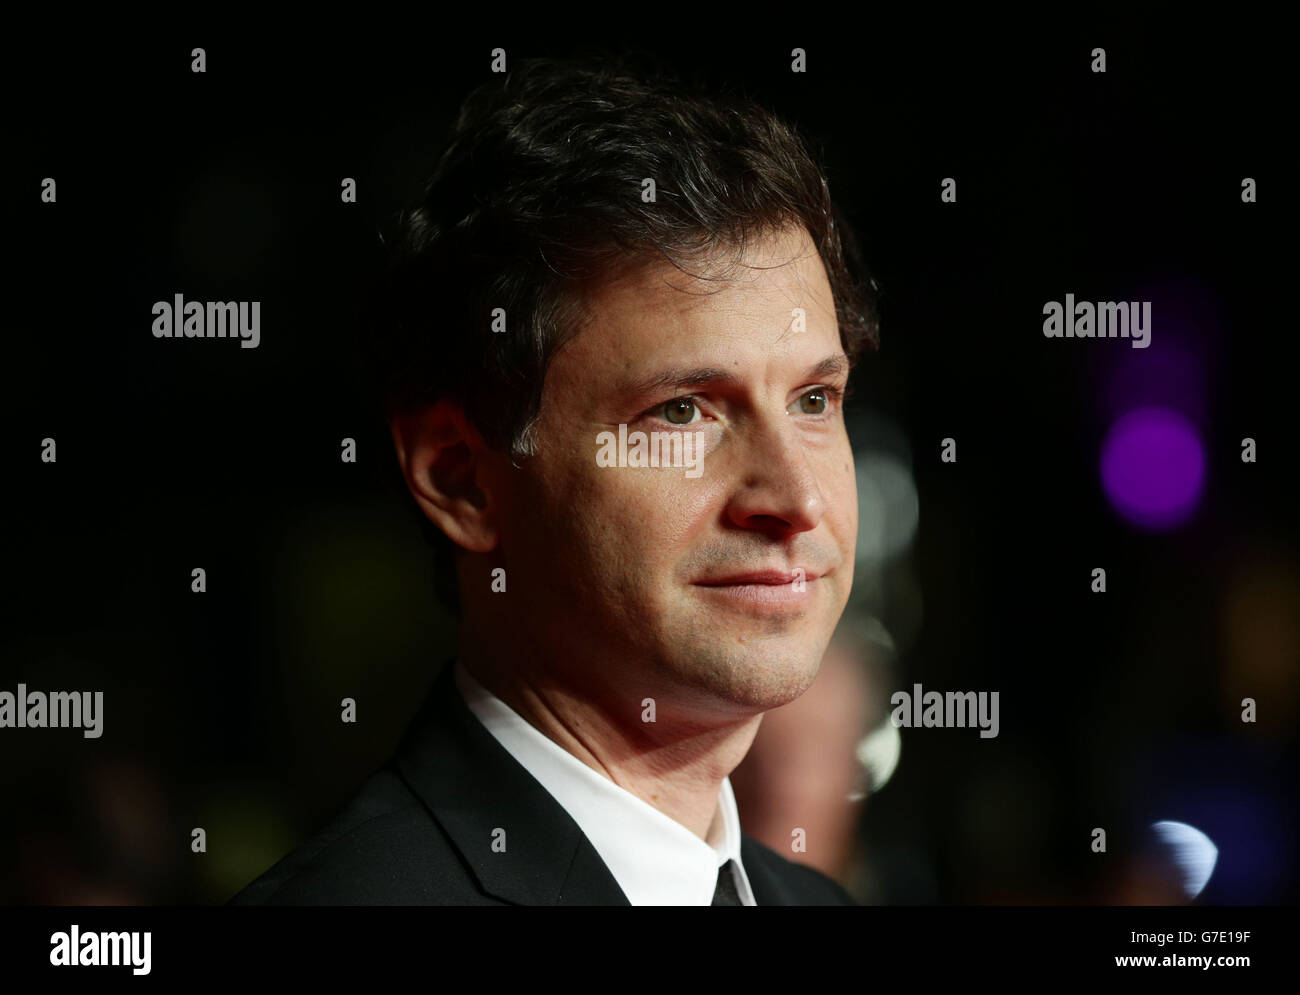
[453,660,755,905]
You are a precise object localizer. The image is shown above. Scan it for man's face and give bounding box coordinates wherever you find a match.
[493,224,857,718]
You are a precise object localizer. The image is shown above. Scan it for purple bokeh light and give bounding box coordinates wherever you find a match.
[1100,407,1206,531]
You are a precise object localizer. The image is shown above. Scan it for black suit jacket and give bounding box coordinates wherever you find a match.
[229,662,857,906]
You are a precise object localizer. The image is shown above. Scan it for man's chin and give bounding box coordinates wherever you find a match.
[664,638,827,713]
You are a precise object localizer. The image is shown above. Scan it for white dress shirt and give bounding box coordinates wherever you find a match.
[453,660,757,906]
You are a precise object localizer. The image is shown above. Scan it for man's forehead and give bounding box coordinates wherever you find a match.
[589,226,832,315]
[560,227,839,372]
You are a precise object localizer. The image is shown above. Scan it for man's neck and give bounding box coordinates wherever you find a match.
[457,648,762,841]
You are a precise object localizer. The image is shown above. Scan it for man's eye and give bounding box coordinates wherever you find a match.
[792,387,836,416]
[658,397,701,425]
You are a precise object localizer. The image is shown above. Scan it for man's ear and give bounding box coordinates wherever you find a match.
[389,400,501,554]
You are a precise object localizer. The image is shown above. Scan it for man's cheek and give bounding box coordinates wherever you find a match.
[569,491,648,572]
[589,486,684,590]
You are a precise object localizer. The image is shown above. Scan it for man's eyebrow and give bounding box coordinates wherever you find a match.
[806,353,851,382]
[620,353,851,397]
[621,367,738,397]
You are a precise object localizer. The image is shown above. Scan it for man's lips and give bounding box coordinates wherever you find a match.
[693,569,824,586]
[691,568,828,610]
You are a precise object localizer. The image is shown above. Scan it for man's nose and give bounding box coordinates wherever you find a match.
[722,416,826,538]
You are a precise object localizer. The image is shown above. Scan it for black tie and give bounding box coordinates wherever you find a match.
[711,859,743,906]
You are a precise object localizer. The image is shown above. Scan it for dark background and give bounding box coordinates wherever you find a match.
[5,18,1295,905]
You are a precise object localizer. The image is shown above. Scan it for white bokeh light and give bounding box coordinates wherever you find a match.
[1150,820,1219,900]
[855,450,919,566]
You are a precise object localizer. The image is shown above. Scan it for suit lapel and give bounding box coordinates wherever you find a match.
[394,661,630,906]
[740,834,804,905]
